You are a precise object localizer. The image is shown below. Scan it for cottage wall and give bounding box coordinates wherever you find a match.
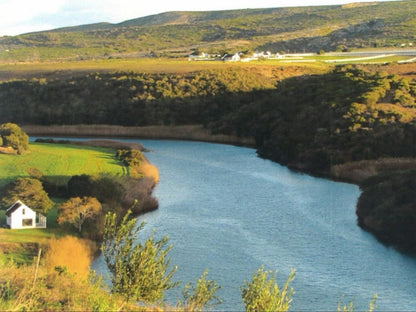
[8,205,37,229]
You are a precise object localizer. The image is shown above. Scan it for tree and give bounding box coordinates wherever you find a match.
[1,178,53,213]
[0,123,29,154]
[102,210,178,304]
[58,196,102,233]
[178,270,222,311]
[240,266,296,312]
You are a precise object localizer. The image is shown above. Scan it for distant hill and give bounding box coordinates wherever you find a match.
[0,0,414,62]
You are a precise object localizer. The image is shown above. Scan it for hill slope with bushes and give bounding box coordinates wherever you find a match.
[0,0,415,61]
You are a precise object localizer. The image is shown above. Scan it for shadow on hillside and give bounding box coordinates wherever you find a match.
[258,20,388,53]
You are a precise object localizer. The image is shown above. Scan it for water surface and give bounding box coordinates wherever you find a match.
[92,140,416,311]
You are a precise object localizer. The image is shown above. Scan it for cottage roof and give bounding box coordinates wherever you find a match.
[5,200,24,217]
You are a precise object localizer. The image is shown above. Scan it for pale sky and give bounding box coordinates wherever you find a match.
[0,0,400,36]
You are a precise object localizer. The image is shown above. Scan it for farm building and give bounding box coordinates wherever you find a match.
[5,200,47,229]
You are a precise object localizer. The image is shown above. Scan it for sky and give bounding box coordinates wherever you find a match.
[0,0,400,36]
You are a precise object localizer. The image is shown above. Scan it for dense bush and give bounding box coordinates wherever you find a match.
[0,68,283,127]
[0,178,54,213]
[0,123,29,154]
[210,66,416,175]
[64,174,158,240]
[357,170,416,253]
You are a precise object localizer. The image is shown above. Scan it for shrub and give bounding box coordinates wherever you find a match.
[179,270,222,311]
[102,210,178,303]
[241,266,296,312]
[0,123,29,154]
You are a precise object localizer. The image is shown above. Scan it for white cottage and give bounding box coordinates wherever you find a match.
[6,200,47,229]
[222,53,241,62]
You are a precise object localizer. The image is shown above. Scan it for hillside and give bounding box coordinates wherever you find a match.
[0,0,414,62]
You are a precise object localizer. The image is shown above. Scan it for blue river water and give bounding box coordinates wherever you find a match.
[86,139,416,311]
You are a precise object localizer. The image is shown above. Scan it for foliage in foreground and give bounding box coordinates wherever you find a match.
[0,211,378,311]
[178,270,222,311]
[102,210,178,304]
[338,294,378,312]
[0,239,127,311]
[241,266,296,312]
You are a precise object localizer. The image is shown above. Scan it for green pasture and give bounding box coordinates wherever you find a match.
[0,142,125,188]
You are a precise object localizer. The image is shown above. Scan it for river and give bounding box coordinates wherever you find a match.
[90,139,416,311]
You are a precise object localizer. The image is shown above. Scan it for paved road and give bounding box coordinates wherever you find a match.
[328,49,416,56]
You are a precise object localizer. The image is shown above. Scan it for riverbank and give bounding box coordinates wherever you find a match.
[22,124,256,147]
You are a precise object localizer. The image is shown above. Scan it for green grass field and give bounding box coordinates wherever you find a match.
[0,142,125,188]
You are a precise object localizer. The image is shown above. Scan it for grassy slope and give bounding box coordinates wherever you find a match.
[0,142,124,188]
[1,1,414,62]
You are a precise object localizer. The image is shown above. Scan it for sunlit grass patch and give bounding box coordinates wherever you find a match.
[0,142,124,188]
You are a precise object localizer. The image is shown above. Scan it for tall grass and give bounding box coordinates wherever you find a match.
[331,157,416,183]
[45,236,95,279]
[23,124,256,147]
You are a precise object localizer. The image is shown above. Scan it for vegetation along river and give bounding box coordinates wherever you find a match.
[92,139,416,311]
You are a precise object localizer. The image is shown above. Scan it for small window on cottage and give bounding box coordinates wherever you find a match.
[22,208,25,215]
[22,219,33,227]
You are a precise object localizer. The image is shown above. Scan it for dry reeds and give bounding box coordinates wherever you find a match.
[44,236,95,279]
[331,157,416,184]
[23,124,255,146]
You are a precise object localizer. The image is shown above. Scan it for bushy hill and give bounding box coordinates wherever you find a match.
[0,0,414,61]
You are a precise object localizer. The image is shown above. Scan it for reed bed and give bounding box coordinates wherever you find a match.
[22,124,255,147]
[331,157,416,184]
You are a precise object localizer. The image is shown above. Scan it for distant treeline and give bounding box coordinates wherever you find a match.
[0,66,311,126]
